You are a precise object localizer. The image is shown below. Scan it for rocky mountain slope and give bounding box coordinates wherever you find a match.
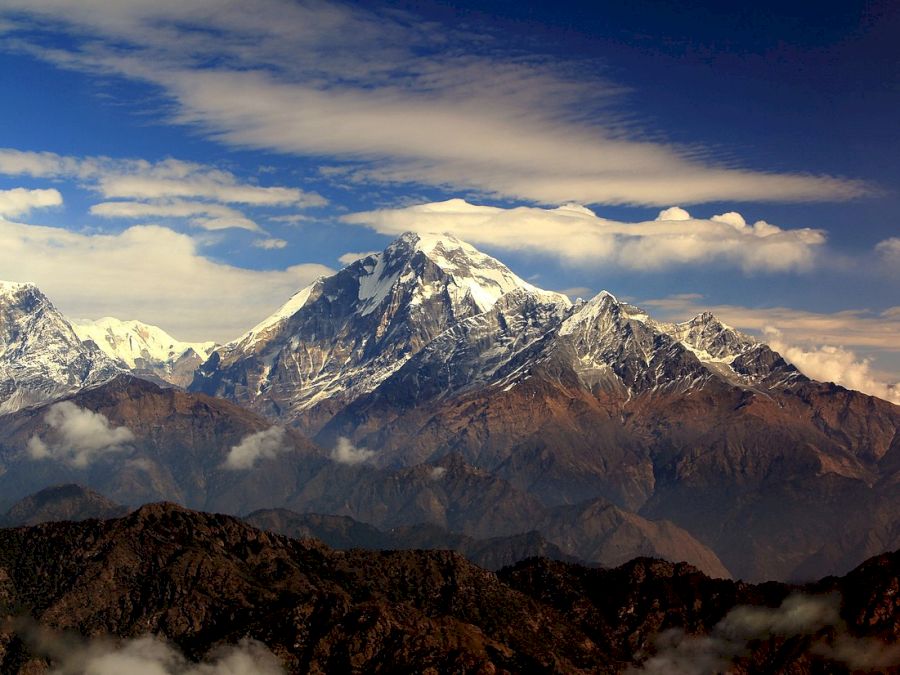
[3,234,898,582]
[73,317,216,388]
[0,375,325,510]
[0,503,898,673]
[0,281,119,414]
[0,390,727,577]
[191,232,569,431]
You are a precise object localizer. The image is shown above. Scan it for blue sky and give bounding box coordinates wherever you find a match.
[0,0,897,401]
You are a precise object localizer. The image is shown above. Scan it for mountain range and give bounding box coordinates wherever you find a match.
[0,232,897,583]
[1,502,899,673]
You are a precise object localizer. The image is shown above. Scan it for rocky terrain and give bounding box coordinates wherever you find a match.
[0,503,898,673]
[1,233,898,583]
[0,282,119,414]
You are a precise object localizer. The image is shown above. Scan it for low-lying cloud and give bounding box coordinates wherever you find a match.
[26,401,135,468]
[344,200,825,272]
[222,426,288,470]
[13,620,283,675]
[330,437,375,465]
[634,593,900,674]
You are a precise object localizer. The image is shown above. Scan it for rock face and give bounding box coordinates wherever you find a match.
[0,503,898,673]
[73,317,216,388]
[0,282,119,414]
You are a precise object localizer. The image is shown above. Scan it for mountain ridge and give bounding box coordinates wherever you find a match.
[1,502,899,673]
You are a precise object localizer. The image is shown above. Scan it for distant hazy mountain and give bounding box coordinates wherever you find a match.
[73,317,216,388]
[2,483,128,526]
[0,281,119,414]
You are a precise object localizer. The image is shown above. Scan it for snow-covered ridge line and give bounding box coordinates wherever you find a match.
[73,317,217,368]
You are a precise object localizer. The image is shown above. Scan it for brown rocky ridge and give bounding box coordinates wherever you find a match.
[0,503,898,673]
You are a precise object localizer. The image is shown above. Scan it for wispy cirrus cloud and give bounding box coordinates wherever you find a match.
[0,148,325,233]
[344,199,826,272]
[0,2,872,207]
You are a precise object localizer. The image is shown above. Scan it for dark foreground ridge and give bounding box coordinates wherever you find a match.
[0,503,899,673]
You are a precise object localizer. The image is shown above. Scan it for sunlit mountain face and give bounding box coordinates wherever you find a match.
[0,1,897,672]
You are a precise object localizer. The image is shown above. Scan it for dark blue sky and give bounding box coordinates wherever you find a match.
[0,0,896,398]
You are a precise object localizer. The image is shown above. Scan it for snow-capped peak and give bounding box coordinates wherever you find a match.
[0,280,38,303]
[0,280,35,292]
[0,281,119,413]
[658,312,758,364]
[363,231,569,316]
[73,317,217,369]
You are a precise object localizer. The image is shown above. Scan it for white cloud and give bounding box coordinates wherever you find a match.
[270,214,312,225]
[344,199,825,272]
[557,286,594,300]
[337,251,377,265]
[0,4,870,206]
[876,237,900,263]
[0,217,332,342]
[0,150,324,207]
[330,437,375,465]
[222,426,287,470]
[253,237,288,250]
[37,633,283,675]
[91,200,264,232]
[26,401,135,468]
[764,328,899,404]
[0,187,62,218]
[633,593,900,674]
[0,148,323,234]
[655,206,691,221]
[91,199,237,219]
